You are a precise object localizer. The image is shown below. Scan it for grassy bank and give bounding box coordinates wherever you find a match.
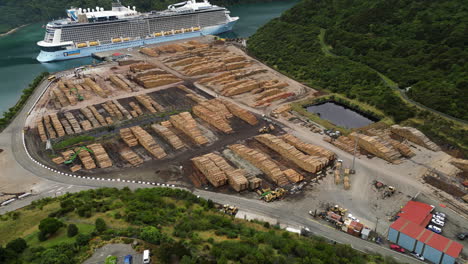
[0,72,48,131]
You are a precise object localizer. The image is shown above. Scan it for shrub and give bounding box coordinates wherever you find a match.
[39,217,63,239]
[67,224,78,237]
[6,238,27,253]
[95,218,107,233]
[75,234,91,246]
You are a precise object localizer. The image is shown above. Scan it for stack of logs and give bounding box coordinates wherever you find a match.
[192,154,228,187]
[281,134,335,161]
[119,148,144,167]
[130,126,167,159]
[87,143,113,168]
[390,125,440,151]
[151,124,185,150]
[255,134,324,173]
[229,144,289,186]
[349,132,400,163]
[120,128,139,147]
[169,112,208,145]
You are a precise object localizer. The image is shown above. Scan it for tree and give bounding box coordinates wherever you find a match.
[95,218,107,233]
[40,248,73,264]
[75,234,91,246]
[67,224,78,237]
[140,226,171,245]
[39,217,63,239]
[6,238,27,253]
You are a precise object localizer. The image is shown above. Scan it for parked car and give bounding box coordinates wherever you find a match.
[434,212,446,218]
[390,244,405,253]
[431,218,445,227]
[410,252,425,261]
[427,225,442,234]
[143,250,150,264]
[433,214,445,221]
[457,232,467,240]
[124,255,133,264]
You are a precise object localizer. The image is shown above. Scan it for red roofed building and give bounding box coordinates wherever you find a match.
[397,200,433,226]
[388,202,463,264]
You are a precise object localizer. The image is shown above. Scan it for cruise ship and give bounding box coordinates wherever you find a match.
[37,0,238,62]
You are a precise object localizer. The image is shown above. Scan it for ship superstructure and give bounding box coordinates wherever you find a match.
[37,0,238,62]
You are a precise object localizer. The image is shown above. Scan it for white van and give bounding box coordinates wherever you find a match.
[143,250,150,264]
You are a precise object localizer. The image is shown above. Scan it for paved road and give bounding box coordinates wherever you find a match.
[0,66,452,264]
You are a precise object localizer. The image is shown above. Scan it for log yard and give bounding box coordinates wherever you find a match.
[3,36,467,263]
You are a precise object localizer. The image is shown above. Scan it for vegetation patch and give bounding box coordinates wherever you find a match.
[0,187,402,264]
[52,135,95,150]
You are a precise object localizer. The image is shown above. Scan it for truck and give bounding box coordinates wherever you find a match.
[143,250,150,264]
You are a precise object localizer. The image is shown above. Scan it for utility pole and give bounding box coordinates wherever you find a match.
[351,136,358,173]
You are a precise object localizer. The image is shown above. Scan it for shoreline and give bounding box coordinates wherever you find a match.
[0,24,28,37]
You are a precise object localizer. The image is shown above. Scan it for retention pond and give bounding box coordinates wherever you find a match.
[305,101,378,129]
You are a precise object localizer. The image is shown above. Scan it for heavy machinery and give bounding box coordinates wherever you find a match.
[257,188,287,202]
[383,186,396,198]
[330,205,348,216]
[222,204,238,216]
[258,124,275,134]
[64,146,93,164]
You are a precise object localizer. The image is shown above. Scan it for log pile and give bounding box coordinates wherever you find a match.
[52,156,65,164]
[70,165,82,172]
[119,148,144,166]
[390,125,440,151]
[87,143,113,168]
[37,118,48,142]
[84,78,107,98]
[129,102,144,117]
[52,87,68,107]
[64,112,82,133]
[169,112,209,145]
[61,150,75,161]
[282,134,335,161]
[255,92,295,107]
[132,69,180,88]
[60,119,74,135]
[151,124,185,150]
[450,158,468,172]
[80,120,92,131]
[89,106,107,126]
[349,132,400,163]
[109,74,131,92]
[49,113,65,137]
[135,95,164,112]
[130,63,157,73]
[130,126,167,159]
[116,74,137,92]
[283,169,304,183]
[140,47,159,57]
[221,100,258,125]
[222,80,261,96]
[75,147,96,170]
[80,107,100,128]
[192,155,228,187]
[103,101,124,120]
[255,134,323,173]
[343,176,350,190]
[389,139,415,158]
[113,100,132,119]
[120,128,139,147]
[327,136,358,155]
[43,115,57,139]
[228,144,289,186]
[58,81,77,105]
[193,104,233,133]
[207,153,249,192]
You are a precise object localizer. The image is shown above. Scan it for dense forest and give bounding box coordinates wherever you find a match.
[249,0,467,121]
[0,0,263,34]
[248,0,468,155]
[0,188,401,264]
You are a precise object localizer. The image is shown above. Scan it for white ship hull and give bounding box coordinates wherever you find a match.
[37,19,237,63]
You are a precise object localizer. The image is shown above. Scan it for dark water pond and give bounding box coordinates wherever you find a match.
[306,102,377,129]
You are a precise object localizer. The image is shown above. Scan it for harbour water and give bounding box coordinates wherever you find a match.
[0,0,299,114]
[306,102,377,129]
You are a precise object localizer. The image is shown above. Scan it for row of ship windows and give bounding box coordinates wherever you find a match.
[60,13,226,43]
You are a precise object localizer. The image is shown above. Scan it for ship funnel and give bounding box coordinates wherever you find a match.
[96,6,99,11]
[101,7,104,11]
[133,6,136,10]
[78,8,82,13]
[87,8,90,12]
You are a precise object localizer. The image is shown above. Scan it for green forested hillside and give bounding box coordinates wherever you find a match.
[0,188,400,264]
[0,0,260,34]
[248,0,468,155]
[250,0,467,121]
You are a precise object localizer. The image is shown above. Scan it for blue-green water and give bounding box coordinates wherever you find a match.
[0,0,298,114]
